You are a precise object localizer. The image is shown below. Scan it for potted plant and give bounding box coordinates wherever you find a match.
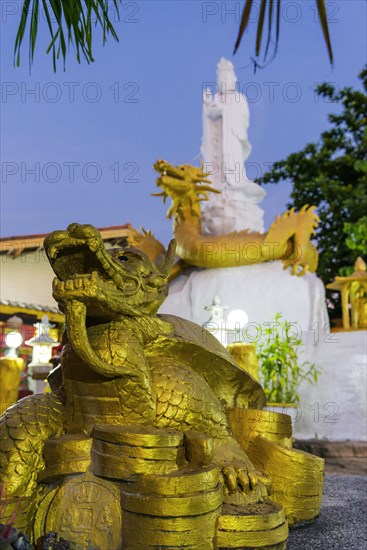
[256,313,320,424]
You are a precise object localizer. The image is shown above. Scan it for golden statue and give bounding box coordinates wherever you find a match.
[327,256,367,330]
[0,223,324,549]
[0,356,24,415]
[152,160,319,276]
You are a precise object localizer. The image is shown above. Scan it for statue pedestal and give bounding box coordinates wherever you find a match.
[294,329,367,441]
[160,261,329,334]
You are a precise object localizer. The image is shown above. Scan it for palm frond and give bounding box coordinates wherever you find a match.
[234,0,334,68]
[14,0,122,71]
[233,0,253,54]
[316,0,334,65]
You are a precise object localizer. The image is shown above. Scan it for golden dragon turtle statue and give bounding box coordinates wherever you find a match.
[143,160,319,277]
[0,223,324,549]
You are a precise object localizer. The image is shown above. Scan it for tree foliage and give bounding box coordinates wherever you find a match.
[257,68,367,316]
[14,0,333,71]
[14,0,122,71]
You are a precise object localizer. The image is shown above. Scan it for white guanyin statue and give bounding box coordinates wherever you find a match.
[200,58,266,235]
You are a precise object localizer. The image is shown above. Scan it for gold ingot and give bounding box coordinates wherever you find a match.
[121,484,223,516]
[91,423,183,447]
[38,435,92,482]
[216,501,288,549]
[44,471,122,550]
[228,408,293,450]
[131,464,220,495]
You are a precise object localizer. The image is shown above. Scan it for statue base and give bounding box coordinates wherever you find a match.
[160,261,329,334]
[32,417,322,549]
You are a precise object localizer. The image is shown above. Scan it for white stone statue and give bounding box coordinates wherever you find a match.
[200,58,266,235]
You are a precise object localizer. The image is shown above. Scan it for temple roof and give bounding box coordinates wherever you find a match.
[0,224,133,257]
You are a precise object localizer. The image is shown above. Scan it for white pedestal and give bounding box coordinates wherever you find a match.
[294,330,367,441]
[160,261,329,333]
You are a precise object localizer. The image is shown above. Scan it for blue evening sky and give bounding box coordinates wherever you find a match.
[1,0,366,246]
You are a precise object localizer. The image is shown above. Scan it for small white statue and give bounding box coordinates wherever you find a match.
[201,58,266,235]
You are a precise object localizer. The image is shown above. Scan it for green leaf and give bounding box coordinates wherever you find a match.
[255,0,267,58]
[14,0,122,71]
[316,0,334,65]
[233,0,254,54]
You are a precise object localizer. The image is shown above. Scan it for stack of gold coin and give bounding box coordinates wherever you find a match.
[38,434,93,482]
[216,501,288,549]
[247,436,324,525]
[91,424,184,480]
[228,408,293,450]
[120,465,223,549]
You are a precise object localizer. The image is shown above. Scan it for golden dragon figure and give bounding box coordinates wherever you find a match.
[0,223,324,548]
[151,160,320,276]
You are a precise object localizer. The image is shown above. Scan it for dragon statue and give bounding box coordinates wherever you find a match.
[0,223,324,549]
[151,160,320,277]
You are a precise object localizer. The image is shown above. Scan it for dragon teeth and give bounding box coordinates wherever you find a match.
[53,276,93,291]
[74,278,83,289]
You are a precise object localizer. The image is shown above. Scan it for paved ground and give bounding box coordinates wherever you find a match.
[287,475,367,550]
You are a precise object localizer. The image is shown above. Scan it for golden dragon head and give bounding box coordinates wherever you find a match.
[45,223,176,319]
[44,223,176,378]
[153,160,220,219]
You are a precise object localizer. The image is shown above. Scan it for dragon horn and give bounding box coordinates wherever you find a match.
[196,185,221,194]
[156,240,177,275]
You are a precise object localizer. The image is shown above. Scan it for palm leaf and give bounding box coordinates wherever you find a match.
[14,0,122,71]
[264,0,274,61]
[255,0,267,57]
[233,0,254,54]
[14,0,31,67]
[234,0,333,68]
[316,0,334,64]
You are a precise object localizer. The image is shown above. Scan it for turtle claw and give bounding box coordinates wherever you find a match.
[223,465,238,493]
[215,439,270,500]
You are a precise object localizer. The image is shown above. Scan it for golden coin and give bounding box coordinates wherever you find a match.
[218,501,285,531]
[92,438,179,460]
[217,521,288,548]
[33,486,58,543]
[121,484,223,516]
[91,448,178,479]
[38,459,91,483]
[92,424,183,447]
[132,465,221,495]
[45,471,122,550]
